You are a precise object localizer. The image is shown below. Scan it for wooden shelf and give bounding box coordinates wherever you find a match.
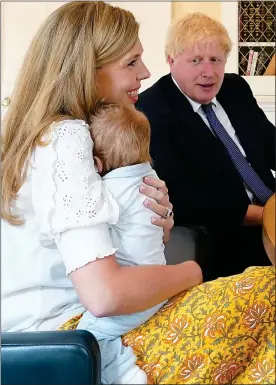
[239,42,275,47]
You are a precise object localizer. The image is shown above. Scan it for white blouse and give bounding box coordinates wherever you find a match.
[2,120,119,332]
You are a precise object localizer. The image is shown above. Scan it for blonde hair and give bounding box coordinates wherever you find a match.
[165,12,232,60]
[90,102,152,175]
[2,1,139,225]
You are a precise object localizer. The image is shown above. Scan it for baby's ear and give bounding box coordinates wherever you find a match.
[93,156,103,174]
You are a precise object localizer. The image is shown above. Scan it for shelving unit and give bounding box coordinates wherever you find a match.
[238,1,275,76]
[221,1,275,123]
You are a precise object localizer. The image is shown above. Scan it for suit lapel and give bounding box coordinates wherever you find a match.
[216,82,260,167]
[216,83,245,137]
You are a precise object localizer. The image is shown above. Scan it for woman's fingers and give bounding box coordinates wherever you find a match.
[152,216,174,244]
[158,191,172,209]
[143,176,170,205]
[145,199,174,242]
[141,176,174,243]
[144,199,171,218]
[143,176,167,192]
[152,215,174,229]
[140,185,173,210]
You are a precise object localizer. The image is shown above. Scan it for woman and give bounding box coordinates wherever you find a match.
[2,2,274,384]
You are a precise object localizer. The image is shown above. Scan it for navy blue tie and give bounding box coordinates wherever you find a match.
[201,103,273,205]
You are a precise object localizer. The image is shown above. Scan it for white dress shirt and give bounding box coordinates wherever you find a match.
[172,76,254,202]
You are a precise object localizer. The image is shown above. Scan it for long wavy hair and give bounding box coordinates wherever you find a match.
[1,1,139,225]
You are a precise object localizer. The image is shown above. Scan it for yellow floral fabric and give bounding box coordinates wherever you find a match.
[59,266,275,384]
[122,266,275,384]
[58,314,83,330]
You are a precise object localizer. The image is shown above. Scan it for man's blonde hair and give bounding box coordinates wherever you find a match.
[2,1,139,225]
[165,12,232,60]
[90,102,152,175]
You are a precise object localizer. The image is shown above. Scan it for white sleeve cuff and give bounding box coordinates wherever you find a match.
[55,224,117,275]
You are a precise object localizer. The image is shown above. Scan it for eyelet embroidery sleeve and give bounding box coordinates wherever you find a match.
[32,120,119,274]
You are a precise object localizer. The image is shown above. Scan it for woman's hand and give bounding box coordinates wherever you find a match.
[140,176,174,243]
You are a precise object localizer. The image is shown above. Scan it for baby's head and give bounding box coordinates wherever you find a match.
[90,101,152,175]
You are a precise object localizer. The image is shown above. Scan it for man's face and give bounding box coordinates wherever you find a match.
[168,42,226,104]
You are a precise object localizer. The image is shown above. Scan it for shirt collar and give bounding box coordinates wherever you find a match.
[171,75,217,112]
[103,162,152,180]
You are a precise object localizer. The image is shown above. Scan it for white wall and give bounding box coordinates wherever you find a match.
[109,2,171,91]
[1,2,50,98]
[172,1,221,21]
[1,1,171,101]
[2,1,274,123]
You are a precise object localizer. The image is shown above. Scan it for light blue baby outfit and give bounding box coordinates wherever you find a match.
[77,163,167,384]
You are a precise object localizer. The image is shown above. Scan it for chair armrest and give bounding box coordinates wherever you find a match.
[1,330,101,385]
[165,225,207,265]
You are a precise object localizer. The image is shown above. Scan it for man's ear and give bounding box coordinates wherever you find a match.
[168,55,175,68]
[93,156,103,174]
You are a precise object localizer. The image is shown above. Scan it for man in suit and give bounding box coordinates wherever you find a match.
[136,13,275,281]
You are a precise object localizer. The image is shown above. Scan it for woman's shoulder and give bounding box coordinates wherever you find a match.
[33,119,92,167]
[53,118,89,128]
[40,119,91,149]
[49,119,90,137]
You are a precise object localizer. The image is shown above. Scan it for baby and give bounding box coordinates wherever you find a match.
[77,101,199,384]
[90,102,167,271]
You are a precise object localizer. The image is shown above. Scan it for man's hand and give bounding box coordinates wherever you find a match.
[243,204,264,226]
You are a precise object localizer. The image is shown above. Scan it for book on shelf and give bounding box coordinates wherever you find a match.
[239,55,248,76]
[239,2,250,41]
[264,2,275,42]
[250,51,259,75]
[245,50,259,76]
[247,2,255,42]
[255,51,268,75]
[259,2,267,41]
[246,49,254,75]
[253,2,262,41]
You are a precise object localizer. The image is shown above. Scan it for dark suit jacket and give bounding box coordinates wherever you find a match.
[136,73,275,279]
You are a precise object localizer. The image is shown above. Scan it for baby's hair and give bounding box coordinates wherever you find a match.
[90,101,152,175]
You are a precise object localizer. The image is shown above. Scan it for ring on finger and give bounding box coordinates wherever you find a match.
[164,207,173,218]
